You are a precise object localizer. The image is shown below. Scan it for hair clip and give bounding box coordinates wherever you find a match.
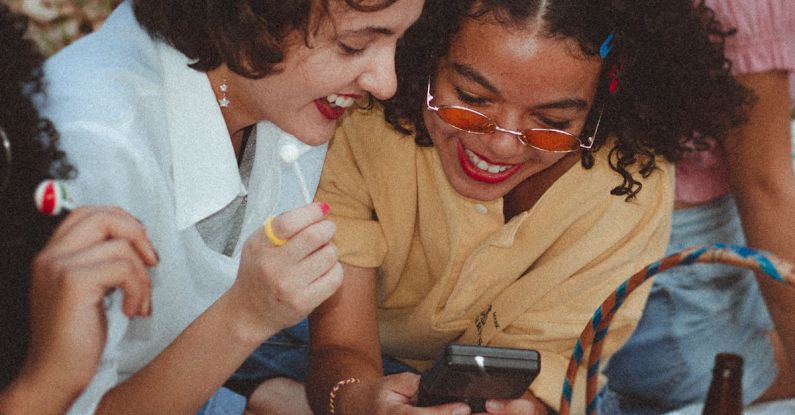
[608,58,625,95]
[599,33,615,59]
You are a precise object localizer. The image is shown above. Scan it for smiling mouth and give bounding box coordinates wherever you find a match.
[314,94,357,120]
[456,142,522,184]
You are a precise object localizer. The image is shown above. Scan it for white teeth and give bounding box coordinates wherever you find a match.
[325,94,355,108]
[465,149,511,173]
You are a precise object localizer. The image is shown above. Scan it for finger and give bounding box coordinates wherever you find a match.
[56,240,152,317]
[45,206,100,240]
[484,398,537,414]
[386,372,422,397]
[300,262,344,309]
[267,202,330,244]
[421,403,472,415]
[282,219,336,261]
[291,243,339,286]
[45,207,158,266]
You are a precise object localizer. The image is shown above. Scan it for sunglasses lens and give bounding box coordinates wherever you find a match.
[437,107,495,133]
[522,130,581,152]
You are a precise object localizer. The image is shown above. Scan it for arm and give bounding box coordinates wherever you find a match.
[307,263,385,414]
[94,203,343,415]
[0,207,156,415]
[723,70,795,371]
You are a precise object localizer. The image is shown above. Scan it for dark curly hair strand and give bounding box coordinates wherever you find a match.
[0,4,74,389]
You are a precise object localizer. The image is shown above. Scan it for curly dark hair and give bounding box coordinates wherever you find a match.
[0,4,73,389]
[382,0,752,199]
[133,0,399,78]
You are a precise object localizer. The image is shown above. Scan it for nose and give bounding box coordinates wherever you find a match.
[483,114,528,158]
[356,48,398,100]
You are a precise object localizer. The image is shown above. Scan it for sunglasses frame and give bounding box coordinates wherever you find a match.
[425,80,601,153]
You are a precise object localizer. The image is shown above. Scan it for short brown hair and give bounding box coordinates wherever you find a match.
[133,0,398,78]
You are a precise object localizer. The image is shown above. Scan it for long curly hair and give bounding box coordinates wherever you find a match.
[0,4,73,389]
[133,0,399,78]
[382,0,752,199]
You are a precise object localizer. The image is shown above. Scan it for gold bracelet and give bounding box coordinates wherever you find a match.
[328,377,360,414]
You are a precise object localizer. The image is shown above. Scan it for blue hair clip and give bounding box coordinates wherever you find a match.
[599,33,614,59]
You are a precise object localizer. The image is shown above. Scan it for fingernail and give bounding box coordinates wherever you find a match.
[319,202,330,216]
[153,248,160,263]
[486,400,504,412]
[453,405,470,415]
[143,296,152,317]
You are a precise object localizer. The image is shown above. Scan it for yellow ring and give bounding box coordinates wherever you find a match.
[264,216,288,246]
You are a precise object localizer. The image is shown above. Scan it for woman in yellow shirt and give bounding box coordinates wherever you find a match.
[243,0,750,413]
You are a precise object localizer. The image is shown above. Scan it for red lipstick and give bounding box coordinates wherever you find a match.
[456,141,522,184]
[314,99,346,120]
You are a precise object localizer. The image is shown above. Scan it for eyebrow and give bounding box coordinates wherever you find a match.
[337,26,395,37]
[451,62,589,111]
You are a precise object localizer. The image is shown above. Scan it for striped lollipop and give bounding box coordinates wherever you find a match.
[34,179,75,216]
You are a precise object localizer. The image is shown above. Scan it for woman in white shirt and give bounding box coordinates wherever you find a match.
[38,0,425,413]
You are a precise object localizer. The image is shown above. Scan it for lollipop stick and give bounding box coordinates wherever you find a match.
[292,163,312,205]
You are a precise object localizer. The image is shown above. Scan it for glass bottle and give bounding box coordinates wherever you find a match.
[702,353,743,415]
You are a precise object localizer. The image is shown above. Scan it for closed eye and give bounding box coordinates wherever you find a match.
[539,117,571,130]
[338,42,365,55]
[455,87,489,106]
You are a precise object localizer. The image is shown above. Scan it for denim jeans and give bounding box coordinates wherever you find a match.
[198,319,417,414]
[599,195,776,414]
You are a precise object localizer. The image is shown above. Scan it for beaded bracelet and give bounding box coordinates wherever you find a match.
[328,377,361,414]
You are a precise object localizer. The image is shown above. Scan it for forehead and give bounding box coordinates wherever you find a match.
[325,0,424,33]
[445,16,602,102]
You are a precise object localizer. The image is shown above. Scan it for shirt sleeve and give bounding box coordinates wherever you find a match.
[316,114,389,269]
[705,0,795,76]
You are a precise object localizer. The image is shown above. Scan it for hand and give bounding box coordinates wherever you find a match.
[231,202,344,337]
[15,206,157,411]
[478,390,547,415]
[341,373,472,415]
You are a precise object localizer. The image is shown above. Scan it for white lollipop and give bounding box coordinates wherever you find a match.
[279,141,312,204]
[34,179,75,216]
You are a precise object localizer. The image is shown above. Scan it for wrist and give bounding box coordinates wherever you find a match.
[217,286,273,348]
[328,377,363,415]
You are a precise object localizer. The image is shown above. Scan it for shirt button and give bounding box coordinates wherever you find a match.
[474,203,487,214]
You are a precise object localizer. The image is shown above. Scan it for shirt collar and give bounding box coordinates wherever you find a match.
[157,41,244,230]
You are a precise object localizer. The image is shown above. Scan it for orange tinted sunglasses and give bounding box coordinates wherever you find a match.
[425,80,600,153]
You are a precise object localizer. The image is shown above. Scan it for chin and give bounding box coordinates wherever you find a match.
[451,181,507,202]
[285,125,336,146]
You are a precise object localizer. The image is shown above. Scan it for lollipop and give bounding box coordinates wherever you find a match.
[34,179,75,216]
[279,141,312,204]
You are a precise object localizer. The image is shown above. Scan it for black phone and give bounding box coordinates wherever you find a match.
[416,344,541,412]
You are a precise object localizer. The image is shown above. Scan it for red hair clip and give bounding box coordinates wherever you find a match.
[608,58,625,95]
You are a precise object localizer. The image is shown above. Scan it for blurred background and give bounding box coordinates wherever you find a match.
[6,0,795,123]
[5,0,120,56]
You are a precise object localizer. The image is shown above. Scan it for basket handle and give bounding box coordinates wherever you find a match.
[558,244,794,415]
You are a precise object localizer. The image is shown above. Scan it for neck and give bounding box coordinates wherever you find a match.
[503,153,579,221]
[206,67,255,158]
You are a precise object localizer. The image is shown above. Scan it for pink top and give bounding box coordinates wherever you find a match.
[675,0,795,204]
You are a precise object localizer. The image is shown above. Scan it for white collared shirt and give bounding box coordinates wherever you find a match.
[38,2,327,412]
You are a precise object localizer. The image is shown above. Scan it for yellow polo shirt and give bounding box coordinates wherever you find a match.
[317,107,674,413]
